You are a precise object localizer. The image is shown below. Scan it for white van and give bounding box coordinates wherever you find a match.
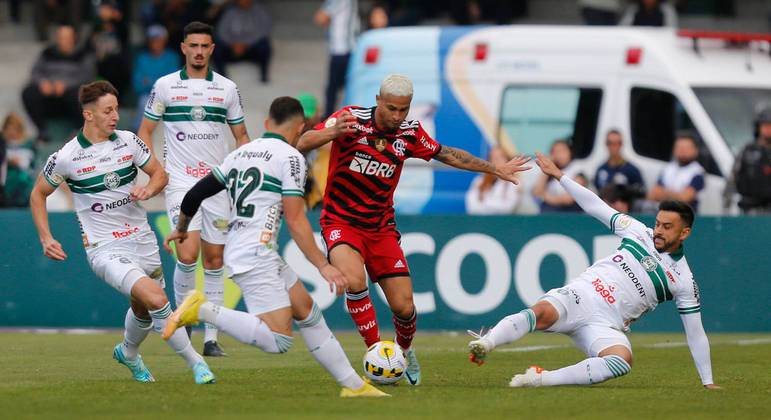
[344,25,771,214]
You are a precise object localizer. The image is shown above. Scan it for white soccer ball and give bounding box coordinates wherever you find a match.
[363,340,407,385]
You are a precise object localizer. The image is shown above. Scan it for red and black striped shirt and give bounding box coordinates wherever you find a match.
[315,106,441,232]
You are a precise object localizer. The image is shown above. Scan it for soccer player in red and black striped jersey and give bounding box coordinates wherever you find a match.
[298,74,531,385]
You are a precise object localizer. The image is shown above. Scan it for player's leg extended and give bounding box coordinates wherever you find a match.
[130,277,215,384]
[379,275,421,385]
[113,300,155,382]
[288,280,388,397]
[329,244,380,347]
[200,239,227,356]
[468,300,559,366]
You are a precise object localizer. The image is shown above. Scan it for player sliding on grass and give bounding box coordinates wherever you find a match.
[298,74,532,385]
[468,151,721,389]
[30,81,215,384]
[162,96,388,397]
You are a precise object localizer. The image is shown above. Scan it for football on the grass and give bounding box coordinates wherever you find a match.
[363,340,407,385]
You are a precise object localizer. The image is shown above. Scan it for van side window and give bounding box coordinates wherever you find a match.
[630,87,721,175]
[498,86,602,158]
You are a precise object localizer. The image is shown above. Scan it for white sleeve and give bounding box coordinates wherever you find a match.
[131,133,153,168]
[281,152,307,197]
[559,175,618,228]
[143,81,164,121]
[226,85,245,126]
[680,312,714,386]
[42,150,67,187]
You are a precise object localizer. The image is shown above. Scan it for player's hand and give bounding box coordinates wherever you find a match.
[41,236,67,261]
[535,151,564,179]
[129,186,152,201]
[704,384,722,390]
[494,153,532,184]
[163,230,187,254]
[319,263,347,296]
[328,111,357,137]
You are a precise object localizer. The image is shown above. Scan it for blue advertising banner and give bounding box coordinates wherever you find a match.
[1,210,768,332]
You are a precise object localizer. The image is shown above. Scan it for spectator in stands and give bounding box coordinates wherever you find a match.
[723,106,771,214]
[146,0,207,50]
[314,0,359,118]
[466,146,521,214]
[214,0,272,83]
[0,113,35,207]
[132,24,180,130]
[619,0,677,27]
[89,1,131,100]
[594,129,644,192]
[647,132,705,210]
[34,0,84,41]
[22,24,96,143]
[578,0,620,25]
[599,183,633,213]
[533,140,586,212]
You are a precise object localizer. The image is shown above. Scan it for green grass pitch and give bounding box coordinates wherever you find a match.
[1,331,768,419]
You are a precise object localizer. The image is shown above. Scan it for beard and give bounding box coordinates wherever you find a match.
[654,235,675,252]
[190,59,206,70]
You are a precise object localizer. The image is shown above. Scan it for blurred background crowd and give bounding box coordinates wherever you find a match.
[0,0,768,214]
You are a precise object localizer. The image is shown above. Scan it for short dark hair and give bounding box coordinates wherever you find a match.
[269,96,305,125]
[606,128,621,138]
[183,21,213,41]
[658,199,695,228]
[675,130,699,145]
[78,81,119,108]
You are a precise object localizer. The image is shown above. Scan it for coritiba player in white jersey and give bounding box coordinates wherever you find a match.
[162,97,388,397]
[468,151,721,390]
[29,81,215,384]
[138,21,250,357]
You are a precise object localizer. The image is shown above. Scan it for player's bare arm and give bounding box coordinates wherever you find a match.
[137,116,160,155]
[163,173,224,253]
[29,173,67,261]
[297,110,356,153]
[230,122,251,148]
[435,145,532,184]
[283,195,347,295]
[131,156,168,201]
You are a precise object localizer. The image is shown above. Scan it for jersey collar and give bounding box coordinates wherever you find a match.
[668,245,685,261]
[263,132,288,143]
[77,129,118,148]
[180,65,213,81]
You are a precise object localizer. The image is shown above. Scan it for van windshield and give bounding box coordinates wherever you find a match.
[693,87,771,155]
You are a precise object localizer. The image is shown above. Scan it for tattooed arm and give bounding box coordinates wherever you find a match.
[434,145,532,184]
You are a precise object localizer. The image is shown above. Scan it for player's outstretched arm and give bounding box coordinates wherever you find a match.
[536,151,618,227]
[163,174,224,254]
[434,145,531,184]
[283,195,347,295]
[680,312,721,389]
[296,110,356,153]
[131,156,167,201]
[29,173,67,261]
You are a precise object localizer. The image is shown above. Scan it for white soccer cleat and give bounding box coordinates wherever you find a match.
[467,327,494,366]
[509,366,547,387]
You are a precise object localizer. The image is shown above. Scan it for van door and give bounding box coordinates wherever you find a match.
[625,85,725,214]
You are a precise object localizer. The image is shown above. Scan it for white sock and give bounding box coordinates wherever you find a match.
[200,302,291,354]
[173,260,197,309]
[122,308,152,360]
[488,309,536,348]
[149,302,203,369]
[203,267,224,343]
[542,355,631,386]
[297,303,363,390]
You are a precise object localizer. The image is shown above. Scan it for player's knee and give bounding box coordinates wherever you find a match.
[176,255,197,266]
[144,294,169,311]
[271,332,294,354]
[389,299,414,319]
[602,355,632,378]
[202,256,223,269]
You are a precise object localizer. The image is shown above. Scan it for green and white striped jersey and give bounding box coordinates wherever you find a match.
[211,133,307,276]
[42,130,153,252]
[143,66,245,188]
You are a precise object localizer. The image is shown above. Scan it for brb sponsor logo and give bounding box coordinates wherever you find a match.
[91,197,133,213]
[112,223,140,239]
[186,161,211,178]
[175,131,219,142]
[77,166,96,175]
[349,153,395,178]
[117,155,133,163]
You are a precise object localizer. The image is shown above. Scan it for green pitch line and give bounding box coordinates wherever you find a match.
[0,332,767,419]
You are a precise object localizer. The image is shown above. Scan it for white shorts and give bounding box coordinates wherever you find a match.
[539,273,632,357]
[165,186,229,245]
[232,254,299,316]
[88,231,165,297]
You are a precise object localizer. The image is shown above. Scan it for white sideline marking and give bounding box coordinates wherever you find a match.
[736,338,771,345]
[643,342,687,348]
[497,338,771,353]
[18,328,111,335]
